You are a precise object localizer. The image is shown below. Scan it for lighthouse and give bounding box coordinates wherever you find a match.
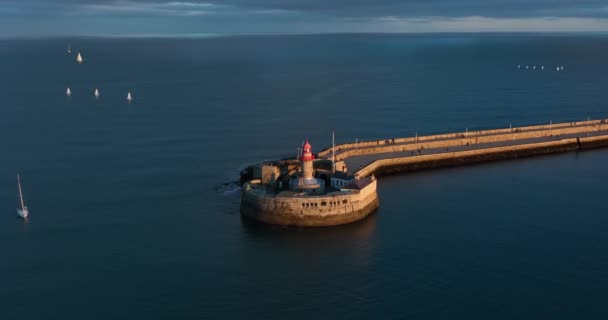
[289,139,325,194]
[301,140,315,180]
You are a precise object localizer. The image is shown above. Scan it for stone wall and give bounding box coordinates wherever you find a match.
[318,119,608,159]
[332,123,608,162]
[241,180,379,227]
[353,135,608,177]
[579,135,608,150]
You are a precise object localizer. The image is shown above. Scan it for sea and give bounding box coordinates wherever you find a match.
[1,33,608,319]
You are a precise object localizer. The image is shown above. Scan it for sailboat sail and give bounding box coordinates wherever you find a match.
[17,175,25,211]
[16,174,29,219]
[66,87,71,97]
[94,88,100,98]
[76,52,83,64]
[127,92,133,102]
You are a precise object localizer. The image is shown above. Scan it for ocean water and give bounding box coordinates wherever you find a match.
[1,33,608,319]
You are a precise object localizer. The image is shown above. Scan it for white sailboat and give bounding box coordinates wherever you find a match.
[94,88,100,99]
[67,44,72,54]
[76,52,83,64]
[127,91,133,102]
[16,174,29,219]
[66,87,72,97]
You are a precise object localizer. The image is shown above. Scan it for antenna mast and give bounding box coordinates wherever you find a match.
[332,130,336,173]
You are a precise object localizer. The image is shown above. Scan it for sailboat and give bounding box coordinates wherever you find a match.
[66,87,72,97]
[67,44,72,54]
[16,174,29,219]
[94,88,100,99]
[76,52,83,64]
[127,91,133,102]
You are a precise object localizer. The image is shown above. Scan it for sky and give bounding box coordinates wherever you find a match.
[2,0,608,37]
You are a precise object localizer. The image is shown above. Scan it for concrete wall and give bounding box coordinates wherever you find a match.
[329,122,608,162]
[289,177,326,194]
[353,135,608,177]
[334,160,348,173]
[262,166,279,184]
[241,180,379,226]
[579,135,608,150]
[318,119,608,159]
[331,177,351,189]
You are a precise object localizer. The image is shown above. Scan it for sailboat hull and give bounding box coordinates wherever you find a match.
[17,208,29,219]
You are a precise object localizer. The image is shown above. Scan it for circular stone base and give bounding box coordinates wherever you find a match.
[240,193,379,227]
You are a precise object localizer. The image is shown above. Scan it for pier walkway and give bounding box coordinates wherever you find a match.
[346,129,608,171]
[318,119,608,177]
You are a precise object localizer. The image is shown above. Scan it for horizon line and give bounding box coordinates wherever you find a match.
[2,30,608,40]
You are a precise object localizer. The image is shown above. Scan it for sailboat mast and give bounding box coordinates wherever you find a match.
[332,130,335,173]
[17,174,25,210]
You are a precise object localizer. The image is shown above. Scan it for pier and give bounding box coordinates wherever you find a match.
[240,119,608,227]
[318,119,608,178]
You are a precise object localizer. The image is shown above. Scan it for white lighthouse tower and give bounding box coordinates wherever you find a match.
[290,139,325,194]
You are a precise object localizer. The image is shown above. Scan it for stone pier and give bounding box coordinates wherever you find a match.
[318,119,608,178]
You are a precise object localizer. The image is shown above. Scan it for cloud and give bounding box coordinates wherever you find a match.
[73,1,217,16]
[19,0,296,17]
[3,0,608,35]
[165,1,213,8]
[6,0,608,18]
[209,0,608,18]
[366,15,608,32]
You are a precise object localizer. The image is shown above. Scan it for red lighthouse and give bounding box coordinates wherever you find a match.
[301,140,315,179]
[301,140,315,161]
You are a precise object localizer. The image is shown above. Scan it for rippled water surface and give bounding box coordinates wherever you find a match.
[1,34,608,319]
